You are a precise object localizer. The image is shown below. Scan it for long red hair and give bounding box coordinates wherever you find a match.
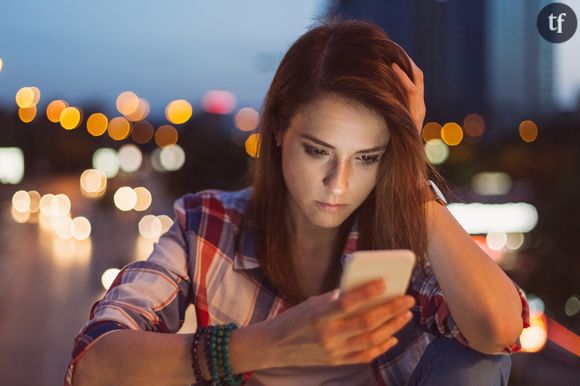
[246,15,447,306]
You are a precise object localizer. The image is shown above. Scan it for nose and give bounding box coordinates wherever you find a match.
[323,160,349,196]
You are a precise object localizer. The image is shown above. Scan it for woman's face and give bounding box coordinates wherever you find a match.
[278,94,390,233]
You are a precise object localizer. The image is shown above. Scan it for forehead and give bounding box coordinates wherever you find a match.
[287,95,390,146]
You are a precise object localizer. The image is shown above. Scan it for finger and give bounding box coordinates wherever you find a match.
[322,296,415,347]
[406,56,424,97]
[335,336,399,365]
[318,279,386,323]
[332,310,413,355]
[391,62,416,92]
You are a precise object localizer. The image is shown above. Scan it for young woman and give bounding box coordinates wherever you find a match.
[66,17,530,386]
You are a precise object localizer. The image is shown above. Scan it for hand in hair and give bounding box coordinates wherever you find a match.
[265,279,415,367]
[391,57,425,135]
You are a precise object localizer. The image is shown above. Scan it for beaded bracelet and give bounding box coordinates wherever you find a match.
[193,323,245,386]
[215,325,226,382]
[190,326,207,383]
[205,325,222,385]
[221,323,244,385]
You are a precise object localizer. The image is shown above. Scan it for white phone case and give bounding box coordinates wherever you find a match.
[339,249,416,309]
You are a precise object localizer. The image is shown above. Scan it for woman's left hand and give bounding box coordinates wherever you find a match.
[391,57,425,135]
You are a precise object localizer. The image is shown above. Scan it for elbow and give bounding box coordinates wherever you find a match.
[71,357,93,386]
[470,314,523,355]
[71,348,103,386]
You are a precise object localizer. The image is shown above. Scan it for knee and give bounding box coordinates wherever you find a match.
[412,336,512,386]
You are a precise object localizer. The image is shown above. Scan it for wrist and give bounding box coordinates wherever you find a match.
[228,320,279,373]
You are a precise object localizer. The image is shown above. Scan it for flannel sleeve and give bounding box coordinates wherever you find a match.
[63,196,194,385]
[409,260,531,353]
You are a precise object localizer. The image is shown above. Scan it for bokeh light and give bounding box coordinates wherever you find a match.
[27,191,41,213]
[92,148,120,178]
[46,100,68,123]
[39,194,57,217]
[505,232,525,250]
[54,216,74,240]
[165,99,192,124]
[202,90,236,115]
[118,144,142,173]
[519,120,538,143]
[471,172,512,196]
[424,138,449,164]
[126,98,150,122]
[11,206,30,223]
[159,144,186,171]
[234,107,260,132]
[0,147,25,184]
[463,113,485,137]
[60,107,82,130]
[157,215,173,233]
[116,91,139,116]
[564,295,580,316]
[18,106,37,123]
[86,113,109,136]
[30,87,41,105]
[486,231,507,251]
[72,217,92,240]
[441,122,463,146]
[133,187,152,211]
[12,190,31,213]
[245,133,260,158]
[138,215,162,239]
[114,186,137,211]
[131,120,154,144]
[520,317,548,352]
[155,125,179,147]
[15,87,36,108]
[80,169,107,198]
[54,194,71,217]
[421,122,441,142]
[101,268,120,290]
[108,117,131,141]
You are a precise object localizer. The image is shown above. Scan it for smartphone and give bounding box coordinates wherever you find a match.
[339,249,416,310]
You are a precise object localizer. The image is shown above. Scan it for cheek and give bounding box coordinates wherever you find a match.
[351,169,378,197]
[281,151,319,192]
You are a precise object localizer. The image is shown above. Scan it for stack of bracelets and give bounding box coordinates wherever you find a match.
[190,322,246,385]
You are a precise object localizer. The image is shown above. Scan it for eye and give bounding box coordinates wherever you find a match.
[358,154,381,166]
[302,144,330,158]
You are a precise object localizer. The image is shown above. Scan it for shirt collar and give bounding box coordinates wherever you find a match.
[233,210,360,271]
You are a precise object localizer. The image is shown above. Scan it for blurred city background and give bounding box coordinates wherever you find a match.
[0,0,578,385]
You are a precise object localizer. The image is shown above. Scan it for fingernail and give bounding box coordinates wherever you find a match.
[405,297,415,307]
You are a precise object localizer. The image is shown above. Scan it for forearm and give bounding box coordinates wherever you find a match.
[425,201,524,353]
[73,321,276,386]
[72,330,193,386]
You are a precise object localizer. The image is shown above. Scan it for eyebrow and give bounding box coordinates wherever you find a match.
[300,133,387,154]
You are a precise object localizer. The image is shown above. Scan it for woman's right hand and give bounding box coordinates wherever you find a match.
[266,278,416,368]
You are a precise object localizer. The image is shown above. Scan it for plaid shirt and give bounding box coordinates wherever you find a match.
[64,187,530,386]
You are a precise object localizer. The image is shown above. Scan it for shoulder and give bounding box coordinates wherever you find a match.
[174,187,253,233]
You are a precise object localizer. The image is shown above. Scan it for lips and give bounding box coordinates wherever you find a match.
[318,201,346,207]
[316,201,347,212]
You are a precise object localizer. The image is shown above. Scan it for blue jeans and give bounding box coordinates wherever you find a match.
[407,336,512,386]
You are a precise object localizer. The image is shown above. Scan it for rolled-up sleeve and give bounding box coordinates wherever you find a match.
[409,259,530,353]
[64,197,193,385]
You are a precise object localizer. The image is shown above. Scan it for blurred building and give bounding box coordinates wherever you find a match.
[329,0,555,140]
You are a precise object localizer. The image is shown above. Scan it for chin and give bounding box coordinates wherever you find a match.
[309,209,351,229]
